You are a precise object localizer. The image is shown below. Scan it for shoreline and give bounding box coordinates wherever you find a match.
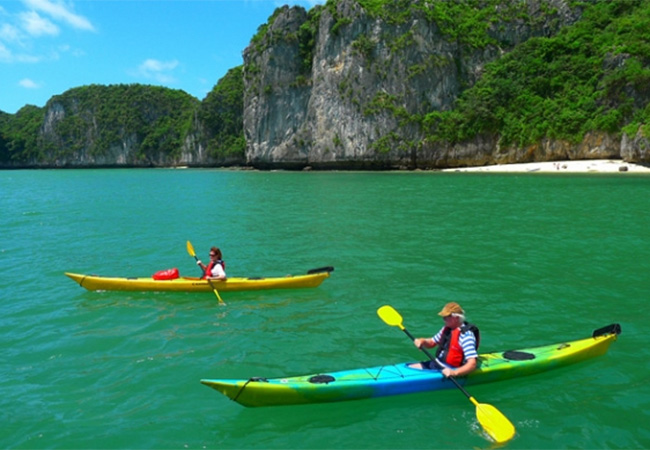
[442,159,650,173]
[3,159,650,173]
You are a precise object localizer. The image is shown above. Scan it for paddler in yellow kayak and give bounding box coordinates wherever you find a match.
[196,246,227,281]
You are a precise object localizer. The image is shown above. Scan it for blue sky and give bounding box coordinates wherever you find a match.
[0,0,323,114]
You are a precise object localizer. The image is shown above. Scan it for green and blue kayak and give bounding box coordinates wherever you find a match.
[201,324,620,407]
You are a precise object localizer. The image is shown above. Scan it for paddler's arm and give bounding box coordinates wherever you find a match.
[442,357,477,378]
[206,274,226,281]
[414,337,437,349]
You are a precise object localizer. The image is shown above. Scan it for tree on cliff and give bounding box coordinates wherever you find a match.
[423,0,650,151]
[198,66,245,159]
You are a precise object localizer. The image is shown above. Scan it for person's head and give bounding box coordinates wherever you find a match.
[209,247,222,260]
[438,302,465,328]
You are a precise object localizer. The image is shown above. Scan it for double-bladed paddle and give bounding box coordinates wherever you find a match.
[186,240,225,305]
[377,305,515,444]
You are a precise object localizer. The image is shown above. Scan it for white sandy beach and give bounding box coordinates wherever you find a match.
[442,159,650,173]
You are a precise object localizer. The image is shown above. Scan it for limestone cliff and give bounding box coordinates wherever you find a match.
[0,83,243,169]
[242,0,586,169]
[35,85,225,168]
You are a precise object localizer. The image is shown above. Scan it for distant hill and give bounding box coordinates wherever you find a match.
[0,67,245,168]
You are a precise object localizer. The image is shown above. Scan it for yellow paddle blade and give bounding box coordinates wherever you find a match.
[186,240,196,258]
[377,305,405,330]
[208,280,226,305]
[474,400,516,444]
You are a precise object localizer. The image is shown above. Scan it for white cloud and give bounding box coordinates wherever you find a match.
[0,41,40,63]
[140,59,179,73]
[0,42,12,62]
[0,1,94,65]
[20,10,59,36]
[22,0,94,31]
[19,78,41,88]
[302,0,325,6]
[0,23,21,42]
[133,58,180,84]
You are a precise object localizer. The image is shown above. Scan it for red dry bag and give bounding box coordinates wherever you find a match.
[152,268,180,280]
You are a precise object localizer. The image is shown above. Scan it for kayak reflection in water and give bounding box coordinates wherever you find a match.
[196,246,227,281]
[409,302,479,378]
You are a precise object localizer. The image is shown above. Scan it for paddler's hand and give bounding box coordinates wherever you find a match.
[414,338,427,349]
[196,260,202,266]
[442,367,456,378]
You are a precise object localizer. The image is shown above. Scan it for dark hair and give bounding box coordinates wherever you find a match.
[210,247,222,259]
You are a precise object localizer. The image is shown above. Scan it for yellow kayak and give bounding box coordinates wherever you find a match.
[65,266,333,292]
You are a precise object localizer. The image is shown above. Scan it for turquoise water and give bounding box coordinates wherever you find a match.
[1,169,649,449]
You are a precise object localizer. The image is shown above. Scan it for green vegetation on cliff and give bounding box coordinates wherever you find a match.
[1,84,200,166]
[199,66,245,158]
[0,106,44,164]
[45,84,199,162]
[357,0,554,48]
[423,0,650,147]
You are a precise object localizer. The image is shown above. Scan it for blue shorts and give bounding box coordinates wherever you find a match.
[420,360,446,370]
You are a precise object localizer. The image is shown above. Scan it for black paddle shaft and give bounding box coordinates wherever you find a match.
[192,255,204,276]
[400,327,471,399]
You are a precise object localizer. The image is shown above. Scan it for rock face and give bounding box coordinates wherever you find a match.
[242,0,591,169]
[621,128,650,163]
[243,7,312,168]
[0,83,245,169]
[31,85,236,168]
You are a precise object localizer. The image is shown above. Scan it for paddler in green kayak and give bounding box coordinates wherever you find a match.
[410,302,479,378]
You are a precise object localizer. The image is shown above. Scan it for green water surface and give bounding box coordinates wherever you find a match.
[1,169,648,449]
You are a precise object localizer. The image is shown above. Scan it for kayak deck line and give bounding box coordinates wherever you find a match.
[228,366,411,403]
[78,274,89,289]
[200,324,621,407]
[65,266,334,293]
